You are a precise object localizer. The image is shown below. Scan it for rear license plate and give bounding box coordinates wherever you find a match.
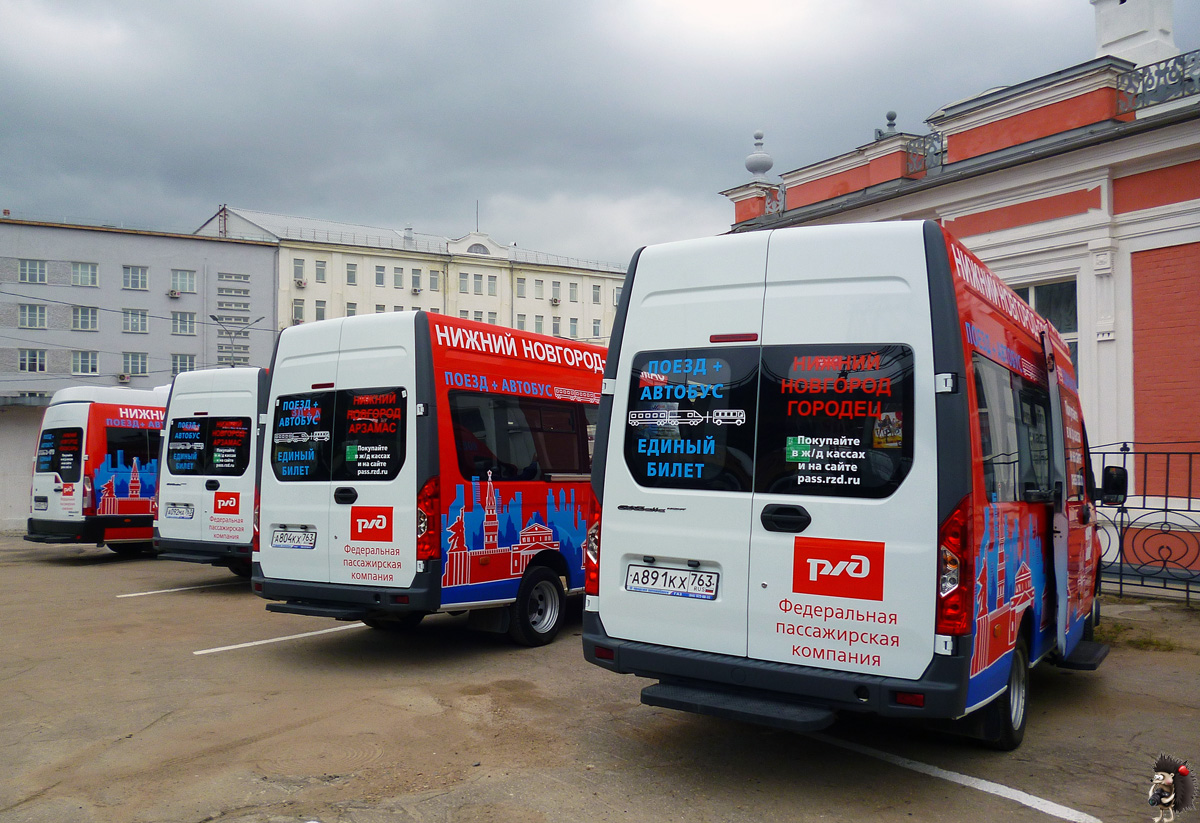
[625,564,718,600]
[164,504,194,520]
[272,529,317,550]
[34,497,48,511]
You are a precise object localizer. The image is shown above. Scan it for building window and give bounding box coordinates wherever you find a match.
[122,308,149,333]
[171,311,197,335]
[468,243,490,255]
[346,302,357,317]
[552,316,561,336]
[218,272,250,282]
[19,349,47,372]
[487,311,497,324]
[429,270,440,291]
[593,318,602,337]
[293,259,305,281]
[217,286,250,297]
[535,315,544,334]
[535,279,544,299]
[292,299,305,324]
[614,286,622,306]
[346,263,357,285]
[18,304,47,329]
[393,305,403,312]
[72,262,98,287]
[487,274,497,296]
[394,267,404,288]
[473,273,483,295]
[474,310,484,323]
[592,284,601,304]
[72,306,99,331]
[552,281,561,301]
[460,272,470,294]
[1014,280,1079,364]
[123,352,148,375]
[315,261,327,283]
[459,310,469,319]
[429,307,440,314]
[376,304,386,313]
[569,318,578,338]
[412,269,422,290]
[375,265,386,287]
[171,354,196,376]
[19,260,47,284]
[517,277,526,298]
[72,350,99,375]
[569,282,578,302]
[315,300,326,321]
[516,313,526,330]
[123,265,148,290]
[171,269,197,293]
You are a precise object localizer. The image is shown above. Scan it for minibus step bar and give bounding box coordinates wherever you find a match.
[266,602,368,621]
[1057,640,1109,671]
[641,682,836,732]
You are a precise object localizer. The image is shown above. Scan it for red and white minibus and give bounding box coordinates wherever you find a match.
[27,385,170,555]
[584,221,1127,749]
[255,311,605,645]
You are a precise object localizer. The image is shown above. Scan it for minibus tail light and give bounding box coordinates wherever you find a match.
[584,510,601,596]
[416,476,440,562]
[935,495,973,636]
[82,475,95,517]
[252,489,260,554]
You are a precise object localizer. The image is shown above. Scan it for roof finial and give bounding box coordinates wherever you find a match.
[745,131,774,181]
[874,111,898,141]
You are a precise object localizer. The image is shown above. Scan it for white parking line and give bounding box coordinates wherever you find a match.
[809,733,1103,823]
[117,582,242,598]
[193,623,368,656]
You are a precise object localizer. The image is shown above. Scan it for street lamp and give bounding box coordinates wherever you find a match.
[209,314,265,367]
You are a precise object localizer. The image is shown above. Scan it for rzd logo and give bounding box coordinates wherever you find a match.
[350,506,393,542]
[792,536,885,601]
[214,492,240,514]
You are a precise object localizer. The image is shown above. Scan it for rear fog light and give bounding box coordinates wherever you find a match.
[391,594,409,605]
[594,646,614,661]
[894,691,925,708]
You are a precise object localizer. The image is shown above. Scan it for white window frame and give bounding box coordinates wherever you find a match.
[72,262,98,287]
[72,350,99,375]
[122,308,149,333]
[123,351,148,375]
[20,348,47,372]
[72,306,99,331]
[171,311,197,335]
[123,265,148,290]
[18,304,46,329]
[19,260,46,284]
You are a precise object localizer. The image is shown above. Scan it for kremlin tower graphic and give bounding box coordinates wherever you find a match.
[442,472,588,588]
[95,453,158,516]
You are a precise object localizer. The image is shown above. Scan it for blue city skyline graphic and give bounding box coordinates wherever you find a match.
[93,450,159,501]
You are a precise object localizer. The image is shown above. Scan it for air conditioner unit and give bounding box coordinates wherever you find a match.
[295,279,307,288]
[411,288,421,295]
[117,373,131,383]
[549,297,561,306]
[292,318,304,326]
[167,289,180,298]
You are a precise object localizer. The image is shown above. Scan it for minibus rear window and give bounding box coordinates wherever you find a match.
[449,391,592,481]
[166,417,252,477]
[271,388,407,482]
[35,427,83,482]
[271,391,335,482]
[756,345,915,498]
[623,347,759,492]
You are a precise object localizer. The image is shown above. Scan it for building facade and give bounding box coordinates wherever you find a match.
[720,0,1199,453]
[195,207,627,346]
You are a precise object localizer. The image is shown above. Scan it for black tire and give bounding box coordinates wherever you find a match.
[362,613,425,631]
[108,543,149,558]
[507,566,565,647]
[229,560,252,578]
[1083,596,1100,642]
[982,637,1029,751]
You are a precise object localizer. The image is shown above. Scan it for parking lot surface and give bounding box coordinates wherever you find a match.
[2,535,1198,823]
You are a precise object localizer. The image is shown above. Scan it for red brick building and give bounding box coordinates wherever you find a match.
[721,0,1199,456]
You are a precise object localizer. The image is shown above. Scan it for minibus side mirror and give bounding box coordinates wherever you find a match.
[1100,465,1128,506]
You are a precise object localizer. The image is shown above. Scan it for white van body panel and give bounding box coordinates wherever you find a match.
[158,368,260,547]
[596,232,770,657]
[30,402,90,523]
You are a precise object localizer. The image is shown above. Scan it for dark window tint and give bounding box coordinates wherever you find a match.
[106,427,161,473]
[973,354,1052,503]
[756,345,914,498]
[167,417,252,476]
[449,391,593,481]
[332,387,407,482]
[623,348,758,492]
[271,391,335,482]
[36,427,83,482]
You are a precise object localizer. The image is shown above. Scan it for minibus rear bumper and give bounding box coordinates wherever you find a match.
[155,535,253,569]
[252,562,442,618]
[26,515,152,545]
[582,611,971,725]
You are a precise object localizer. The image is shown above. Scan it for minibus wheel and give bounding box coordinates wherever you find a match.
[229,561,252,578]
[983,637,1028,751]
[508,566,565,647]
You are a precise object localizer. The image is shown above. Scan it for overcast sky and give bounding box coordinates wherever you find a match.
[2,1,1197,266]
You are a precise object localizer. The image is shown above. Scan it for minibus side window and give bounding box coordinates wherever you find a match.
[36,427,83,482]
[974,357,1021,503]
[623,347,759,492]
[271,391,335,482]
[449,391,591,481]
[1016,388,1051,497]
[756,344,914,498]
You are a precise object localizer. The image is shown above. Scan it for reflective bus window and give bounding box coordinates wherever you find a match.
[271,391,335,482]
[35,427,83,482]
[449,391,593,481]
[331,387,406,482]
[167,417,252,476]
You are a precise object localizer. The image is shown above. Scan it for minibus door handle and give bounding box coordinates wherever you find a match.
[760,504,812,533]
[205,479,220,491]
[334,487,359,505]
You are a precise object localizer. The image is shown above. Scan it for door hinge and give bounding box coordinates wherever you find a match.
[935,373,958,394]
[601,378,616,396]
[416,403,429,416]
